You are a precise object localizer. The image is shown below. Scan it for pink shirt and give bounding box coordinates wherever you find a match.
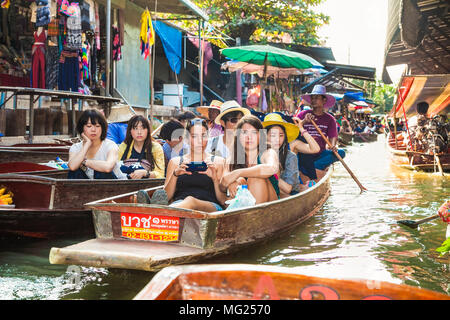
[297,110,338,153]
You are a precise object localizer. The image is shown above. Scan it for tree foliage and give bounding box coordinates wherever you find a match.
[351,79,397,113]
[194,0,329,45]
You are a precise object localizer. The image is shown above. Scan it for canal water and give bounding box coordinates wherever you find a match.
[0,134,449,300]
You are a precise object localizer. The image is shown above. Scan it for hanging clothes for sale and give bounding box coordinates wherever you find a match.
[65,3,82,50]
[112,25,122,61]
[139,9,154,60]
[36,4,51,27]
[46,42,59,89]
[79,0,91,31]
[32,28,47,88]
[58,49,79,92]
[81,40,90,80]
[94,1,100,50]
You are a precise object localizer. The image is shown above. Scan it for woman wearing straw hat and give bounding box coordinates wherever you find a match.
[197,100,224,138]
[263,113,320,197]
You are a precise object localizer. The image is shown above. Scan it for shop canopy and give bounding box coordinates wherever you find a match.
[390,74,450,118]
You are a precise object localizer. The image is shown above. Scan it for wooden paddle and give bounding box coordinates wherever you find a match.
[310,119,367,192]
[397,214,440,229]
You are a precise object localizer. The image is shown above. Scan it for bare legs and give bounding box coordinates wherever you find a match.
[170,196,218,212]
[247,177,278,204]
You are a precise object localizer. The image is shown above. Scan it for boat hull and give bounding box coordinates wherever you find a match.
[0,144,70,164]
[0,174,165,239]
[386,137,450,172]
[134,264,450,300]
[49,168,332,271]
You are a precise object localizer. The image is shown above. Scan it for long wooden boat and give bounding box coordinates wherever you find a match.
[353,132,378,143]
[386,133,450,172]
[338,131,353,146]
[49,168,332,272]
[134,264,450,300]
[0,161,68,176]
[0,174,165,239]
[0,143,70,163]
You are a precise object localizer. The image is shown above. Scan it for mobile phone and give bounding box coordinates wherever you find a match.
[186,161,208,172]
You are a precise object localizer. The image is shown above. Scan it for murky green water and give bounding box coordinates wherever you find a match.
[1,134,449,299]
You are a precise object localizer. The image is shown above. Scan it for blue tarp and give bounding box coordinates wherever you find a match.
[343,91,364,102]
[153,21,182,74]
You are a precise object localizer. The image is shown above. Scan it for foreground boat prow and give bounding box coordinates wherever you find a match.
[134,264,450,300]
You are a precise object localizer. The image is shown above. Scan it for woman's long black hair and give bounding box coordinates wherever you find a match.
[123,115,158,170]
[266,124,288,171]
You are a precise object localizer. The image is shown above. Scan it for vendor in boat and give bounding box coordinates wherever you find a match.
[163,118,227,212]
[220,115,280,204]
[68,109,126,179]
[118,115,165,179]
[294,85,346,181]
[206,100,250,159]
[263,113,320,196]
[196,100,224,138]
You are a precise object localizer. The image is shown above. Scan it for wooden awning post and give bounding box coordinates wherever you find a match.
[28,94,34,144]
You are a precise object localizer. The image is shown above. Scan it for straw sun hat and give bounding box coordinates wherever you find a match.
[107,104,136,123]
[196,100,223,119]
[214,100,251,125]
[262,113,300,143]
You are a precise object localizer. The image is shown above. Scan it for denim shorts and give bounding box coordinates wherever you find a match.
[170,199,223,211]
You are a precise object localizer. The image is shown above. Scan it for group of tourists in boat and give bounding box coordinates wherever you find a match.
[67,84,346,212]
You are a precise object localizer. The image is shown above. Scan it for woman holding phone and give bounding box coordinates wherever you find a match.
[163,118,227,212]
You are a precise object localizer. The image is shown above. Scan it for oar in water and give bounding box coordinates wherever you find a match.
[397,214,440,229]
[310,119,367,193]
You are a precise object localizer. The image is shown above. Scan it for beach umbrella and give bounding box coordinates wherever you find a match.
[220,45,323,70]
[220,45,323,110]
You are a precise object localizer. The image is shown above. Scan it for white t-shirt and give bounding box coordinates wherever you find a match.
[205,134,230,159]
[69,139,126,179]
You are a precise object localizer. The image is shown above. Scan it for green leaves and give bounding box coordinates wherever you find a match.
[436,237,450,257]
[193,0,329,45]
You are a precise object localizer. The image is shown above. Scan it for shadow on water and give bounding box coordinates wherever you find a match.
[0,135,449,299]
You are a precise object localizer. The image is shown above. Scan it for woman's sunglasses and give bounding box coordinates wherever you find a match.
[224,117,241,124]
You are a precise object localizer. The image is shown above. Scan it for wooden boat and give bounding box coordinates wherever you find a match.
[0,174,165,239]
[353,132,378,143]
[49,168,332,272]
[134,264,450,300]
[0,143,70,163]
[386,133,450,172]
[0,161,68,177]
[338,131,353,146]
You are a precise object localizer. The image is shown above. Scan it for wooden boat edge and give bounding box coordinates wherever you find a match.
[133,264,450,300]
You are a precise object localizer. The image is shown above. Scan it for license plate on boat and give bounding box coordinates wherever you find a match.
[120,212,180,242]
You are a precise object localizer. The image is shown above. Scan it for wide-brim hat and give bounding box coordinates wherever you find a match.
[107,104,136,123]
[214,100,251,125]
[301,84,336,109]
[262,113,300,143]
[196,100,223,119]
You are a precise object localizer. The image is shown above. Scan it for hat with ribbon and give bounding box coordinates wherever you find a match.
[214,100,251,125]
[301,84,336,109]
[262,113,300,143]
[196,100,223,119]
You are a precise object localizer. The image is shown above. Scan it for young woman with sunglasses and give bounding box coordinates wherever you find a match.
[220,115,280,204]
[164,118,227,212]
[206,100,250,159]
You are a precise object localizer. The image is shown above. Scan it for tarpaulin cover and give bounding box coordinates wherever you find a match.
[390,75,450,118]
[153,21,181,74]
